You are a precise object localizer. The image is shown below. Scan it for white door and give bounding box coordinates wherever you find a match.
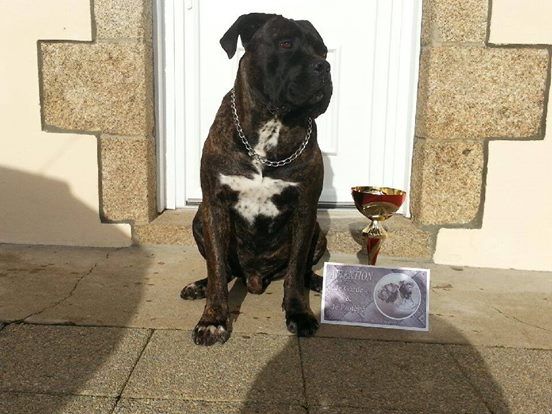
[155,0,422,213]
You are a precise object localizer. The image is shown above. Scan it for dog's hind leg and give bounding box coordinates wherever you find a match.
[181,206,209,300]
[304,221,327,293]
[181,274,234,300]
[181,278,208,300]
[305,271,323,293]
[192,204,207,259]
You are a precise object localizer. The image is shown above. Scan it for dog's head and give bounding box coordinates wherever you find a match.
[221,13,332,118]
[377,283,400,304]
[399,280,414,300]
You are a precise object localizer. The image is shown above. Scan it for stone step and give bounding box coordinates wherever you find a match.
[319,209,434,260]
[134,209,434,260]
[134,209,197,246]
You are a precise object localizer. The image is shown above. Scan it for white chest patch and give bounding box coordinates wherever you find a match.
[220,119,296,224]
[255,118,282,156]
[219,173,297,224]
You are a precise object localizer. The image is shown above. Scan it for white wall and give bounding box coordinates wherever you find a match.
[0,0,131,246]
[434,0,552,271]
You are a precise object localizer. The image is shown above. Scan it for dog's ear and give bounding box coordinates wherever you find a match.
[220,13,277,59]
[296,20,328,55]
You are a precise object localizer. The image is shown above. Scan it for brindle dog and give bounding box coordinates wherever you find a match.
[181,13,332,346]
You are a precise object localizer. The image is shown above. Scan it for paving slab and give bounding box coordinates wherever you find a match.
[25,245,204,328]
[3,244,551,349]
[300,337,493,413]
[18,244,294,334]
[0,244,112,322]
[309,407,405,414]
[312,255,552,349]
[0,324,150,396]
[113,399,306,414]
[122,330,305,406]
[447,345,552,414]
[0,392,116,414]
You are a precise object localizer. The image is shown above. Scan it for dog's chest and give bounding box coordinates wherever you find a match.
[219,119,297,224]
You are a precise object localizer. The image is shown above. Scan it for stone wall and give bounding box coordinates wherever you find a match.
[411,0,550,232]
[0,0,132,247]
[40,0,157,230]
[37,0,551,262]
[433,0,552,271]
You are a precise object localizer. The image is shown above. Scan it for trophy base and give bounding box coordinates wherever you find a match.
[362,220,387,266]
[363,235,383,266]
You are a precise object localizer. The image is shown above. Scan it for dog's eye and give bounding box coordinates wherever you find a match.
[279,40,293,49]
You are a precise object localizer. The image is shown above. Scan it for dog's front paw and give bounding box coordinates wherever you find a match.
[286,311,319,337]
[192,320,230,346]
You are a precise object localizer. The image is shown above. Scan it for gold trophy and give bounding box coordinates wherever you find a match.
[351,186,406,265]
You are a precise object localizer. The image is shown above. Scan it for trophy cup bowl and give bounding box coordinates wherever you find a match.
[351,186,406,265]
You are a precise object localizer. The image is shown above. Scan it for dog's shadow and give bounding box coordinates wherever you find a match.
[228,278,249,325]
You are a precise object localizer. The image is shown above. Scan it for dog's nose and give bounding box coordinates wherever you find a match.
[312,60,330,74]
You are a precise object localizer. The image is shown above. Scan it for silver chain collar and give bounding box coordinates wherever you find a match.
[230,88,313,168]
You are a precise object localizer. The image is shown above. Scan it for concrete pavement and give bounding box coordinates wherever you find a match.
[1,243,551,413]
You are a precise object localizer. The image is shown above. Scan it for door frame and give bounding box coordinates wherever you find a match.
[154,0,422,214]
[154,0,194,211]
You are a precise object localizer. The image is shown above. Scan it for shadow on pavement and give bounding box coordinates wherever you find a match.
[0,168,511,413]
[0,167,150,413]
[242,317,509,413]
[215,234,510,412]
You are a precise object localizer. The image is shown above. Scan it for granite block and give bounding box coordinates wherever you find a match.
[94,0,152,41]
[416,46,549,140]
[326,214,435,259]
[421,0,488,44]
[135,209,434,260]
[100,135,157,223]
[133,209,196,245]
[41,41,154,136]
[411,139,484,225]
